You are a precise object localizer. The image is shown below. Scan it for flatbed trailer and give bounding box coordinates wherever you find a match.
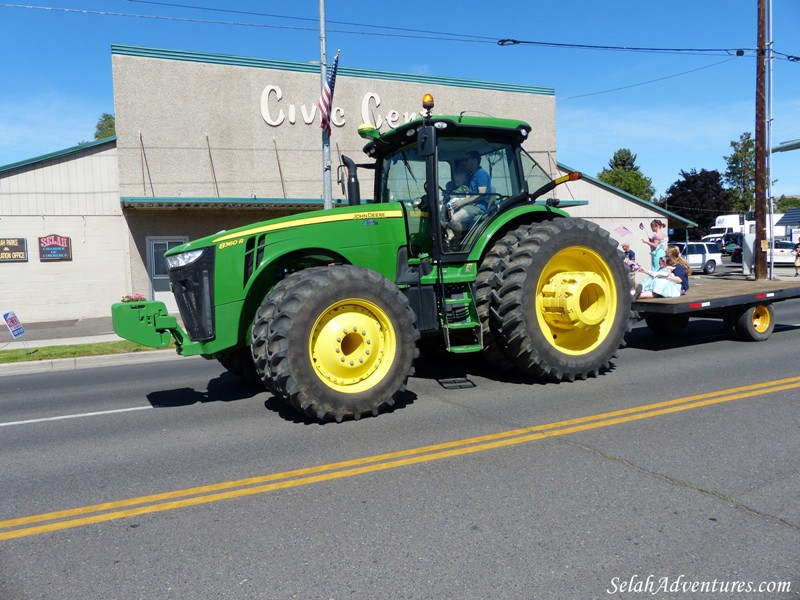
[631,278,800,340]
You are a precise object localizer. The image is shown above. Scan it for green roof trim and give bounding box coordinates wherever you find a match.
[111,45,554,96]
[120,196,350,209]
[558,162,698,228]
[0,136,117,174]
[118,196,587,211]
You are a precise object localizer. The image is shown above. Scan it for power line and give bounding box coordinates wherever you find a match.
[4,2,798,61]
[563,58,740,100]
[127,0,496,43]
[0,3,497,44]
[497,37,753,58]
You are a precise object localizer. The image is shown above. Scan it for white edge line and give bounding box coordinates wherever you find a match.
[1,406,152,427]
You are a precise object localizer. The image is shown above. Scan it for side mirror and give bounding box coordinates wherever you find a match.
[417,125,436,157]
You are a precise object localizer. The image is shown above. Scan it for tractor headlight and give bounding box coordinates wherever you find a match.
[166,249,205,269]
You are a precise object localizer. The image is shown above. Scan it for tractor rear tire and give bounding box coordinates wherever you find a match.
[495,218,631,381]
[264,266,419,422]
[475,224,533,372]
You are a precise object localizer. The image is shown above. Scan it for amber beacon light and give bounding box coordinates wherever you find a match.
[422,94,435,110]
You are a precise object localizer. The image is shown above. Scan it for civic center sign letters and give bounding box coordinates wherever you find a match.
[260,87,417,130]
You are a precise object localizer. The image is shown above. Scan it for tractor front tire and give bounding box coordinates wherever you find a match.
[217,347,260,383]
[264,266,419,422]
[495,218,631,381]
[251,276,295,394]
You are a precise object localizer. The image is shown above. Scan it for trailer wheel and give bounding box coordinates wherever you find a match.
[265,266,419,422]
[703,260,716,275]
[734,304,774,342]
[476,224,532,371]
[216,347,260,383]
[495,218,631,381]
[644,314,690,335]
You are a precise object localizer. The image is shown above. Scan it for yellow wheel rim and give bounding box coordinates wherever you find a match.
[751,305,771,333]
[535,246,619,355]
[309,298,396,394]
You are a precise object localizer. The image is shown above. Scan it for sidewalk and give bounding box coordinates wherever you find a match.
[0,316,122,350]
[0,315,185,377]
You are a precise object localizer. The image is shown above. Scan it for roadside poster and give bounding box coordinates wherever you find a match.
[2,311,26,339]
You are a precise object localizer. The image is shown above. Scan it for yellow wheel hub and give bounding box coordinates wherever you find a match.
[535,246,619,355]
[309,298,396,394]
[751,305,771,333]
[541,272,611,330]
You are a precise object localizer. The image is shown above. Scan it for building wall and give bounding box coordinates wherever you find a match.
[0,215,131,322]
[112,47,557,202]
[0,143,130,323]
[0,144,119,216]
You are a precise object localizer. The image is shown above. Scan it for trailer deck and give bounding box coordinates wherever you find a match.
[632,277,800,315]
[631,276,800,340]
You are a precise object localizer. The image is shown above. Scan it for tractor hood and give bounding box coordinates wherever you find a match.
[164,204,395,258]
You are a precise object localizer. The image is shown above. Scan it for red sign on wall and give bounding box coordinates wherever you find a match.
[39,234,72,262]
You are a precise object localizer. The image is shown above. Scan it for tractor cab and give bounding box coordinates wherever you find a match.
[344,95,560,260]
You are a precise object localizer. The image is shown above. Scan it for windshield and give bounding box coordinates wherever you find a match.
[520,149,551,195]
[380,138,526,203]
[380,137,528,253]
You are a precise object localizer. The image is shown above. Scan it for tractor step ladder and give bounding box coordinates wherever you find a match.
[441,282,483,354]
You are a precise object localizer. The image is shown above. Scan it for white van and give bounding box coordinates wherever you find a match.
[672,241,723,275]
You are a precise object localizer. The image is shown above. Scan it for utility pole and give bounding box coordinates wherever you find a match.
[320,0,333,209]
[754,0,768,279]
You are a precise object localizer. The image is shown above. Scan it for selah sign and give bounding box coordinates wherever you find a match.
[39,234,72,262]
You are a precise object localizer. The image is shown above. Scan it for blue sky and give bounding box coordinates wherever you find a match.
[1,0,798,198]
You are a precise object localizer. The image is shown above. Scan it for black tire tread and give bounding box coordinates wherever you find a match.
[265,266,419,422]
[495,218,632,381]
[475,224,533,372]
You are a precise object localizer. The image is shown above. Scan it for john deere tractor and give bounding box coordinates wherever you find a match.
[113,95,631,422]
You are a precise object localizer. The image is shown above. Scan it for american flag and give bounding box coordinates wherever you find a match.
[614,225,632,237]
[318,50,340,136]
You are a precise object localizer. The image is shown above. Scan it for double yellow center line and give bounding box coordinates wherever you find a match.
[3,376,799,541]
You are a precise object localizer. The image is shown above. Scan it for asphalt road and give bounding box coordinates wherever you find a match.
[2,301,799,600]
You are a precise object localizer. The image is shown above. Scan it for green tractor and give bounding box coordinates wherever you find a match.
[113,95,631,422]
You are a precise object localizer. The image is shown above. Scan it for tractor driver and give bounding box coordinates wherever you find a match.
[445,151,491,245]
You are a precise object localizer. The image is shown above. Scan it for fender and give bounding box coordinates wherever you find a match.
[468,204,570,262]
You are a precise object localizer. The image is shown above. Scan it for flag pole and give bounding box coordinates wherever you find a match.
[319,0,333,210]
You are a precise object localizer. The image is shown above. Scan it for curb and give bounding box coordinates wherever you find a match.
[0,349,192,377]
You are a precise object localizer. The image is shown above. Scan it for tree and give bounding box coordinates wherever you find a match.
[94,113,115,139]
[723,132,755,213]
[597,148,656,202]
[662,169,732,234]
[775,195,800,213]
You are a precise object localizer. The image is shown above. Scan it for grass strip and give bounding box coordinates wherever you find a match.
[0,341,174,364]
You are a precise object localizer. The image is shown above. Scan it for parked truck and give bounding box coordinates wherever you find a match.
[112,95,633,422]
